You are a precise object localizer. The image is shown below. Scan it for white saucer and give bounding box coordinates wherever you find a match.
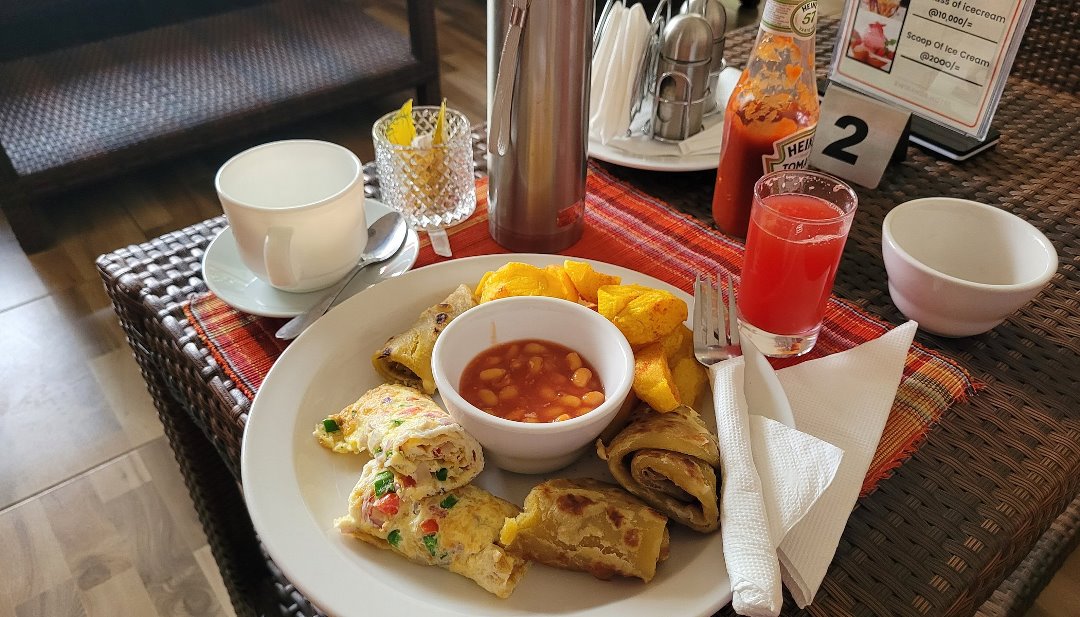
[589,137,721,172]
[203,199,420,317]
[588,111,724,172]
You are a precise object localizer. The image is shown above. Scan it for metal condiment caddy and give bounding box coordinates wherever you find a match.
[595,0,727,143]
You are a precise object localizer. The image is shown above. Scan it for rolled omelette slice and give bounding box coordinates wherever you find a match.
[313,383,484,500]
[597,404,721,533]
[336,460,528,599]
[372,283,476,394]
[500,478,670,582]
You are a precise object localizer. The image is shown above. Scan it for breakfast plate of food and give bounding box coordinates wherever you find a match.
[241,254,733,617]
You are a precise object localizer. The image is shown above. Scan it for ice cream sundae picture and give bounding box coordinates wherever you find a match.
[847,21,898,72]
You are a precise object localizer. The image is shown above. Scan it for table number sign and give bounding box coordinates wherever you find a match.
[829,0,1036,139]
[809,83,911,189]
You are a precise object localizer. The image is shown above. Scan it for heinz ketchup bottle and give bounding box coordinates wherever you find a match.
[712,0,820,237]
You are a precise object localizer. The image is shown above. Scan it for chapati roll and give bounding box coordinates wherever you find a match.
[336,461,528,598]
[500,478,670,582]
[314,383,483,499]
[372,283,476,394]
[597,404,721,533]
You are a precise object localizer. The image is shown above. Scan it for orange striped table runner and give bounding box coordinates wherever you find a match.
[186,165,978,495]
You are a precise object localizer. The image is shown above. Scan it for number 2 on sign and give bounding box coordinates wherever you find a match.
[808,83,909,189]
[821,116,869,165]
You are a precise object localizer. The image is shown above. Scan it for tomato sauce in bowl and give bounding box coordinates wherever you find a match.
[458,339,605,423]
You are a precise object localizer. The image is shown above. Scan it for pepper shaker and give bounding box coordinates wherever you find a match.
[682,0,727,115]
[651,13,712,142]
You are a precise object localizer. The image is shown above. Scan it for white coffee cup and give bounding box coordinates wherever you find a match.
[215,140,368,293]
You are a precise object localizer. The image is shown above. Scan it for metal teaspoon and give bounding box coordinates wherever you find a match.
[275,212,408,340]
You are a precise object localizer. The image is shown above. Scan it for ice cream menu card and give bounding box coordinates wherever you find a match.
[830,0,1036,139]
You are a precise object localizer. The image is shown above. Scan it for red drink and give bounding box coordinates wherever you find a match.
[737,171,857,357]
[740,194,846,334]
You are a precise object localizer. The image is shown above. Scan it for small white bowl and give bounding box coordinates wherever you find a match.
[432,296,635,474]
[882,197,1057,337]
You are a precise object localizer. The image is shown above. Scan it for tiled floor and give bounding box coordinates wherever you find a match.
[0,0,1076,615]
[0,439,236,617]
[0,2,487,615]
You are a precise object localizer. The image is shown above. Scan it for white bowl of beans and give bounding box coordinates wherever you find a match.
[432,295,635,474]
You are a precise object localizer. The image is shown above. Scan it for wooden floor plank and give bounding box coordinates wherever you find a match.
[39,475,134,592]
[194,546,238,617]
[0,500,72,608]
[88,348,164,449]
[78,569,161,617]
[13,580,86,617]
[137,438,210,554]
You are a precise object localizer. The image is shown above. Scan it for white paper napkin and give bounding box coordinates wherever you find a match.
[710,321,918,615]
[775,321,918,607]
[711,361,843,616]
[589,2,625,124]
[590,2,649,144]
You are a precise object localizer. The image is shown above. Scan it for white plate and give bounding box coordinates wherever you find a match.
[588,109,725,173]
[203,199,420,317]
[589,136,721,172]
[241,254,733,617]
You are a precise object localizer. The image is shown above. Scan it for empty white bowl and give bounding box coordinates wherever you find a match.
[431,296,635,474]
[882,197,1057,337]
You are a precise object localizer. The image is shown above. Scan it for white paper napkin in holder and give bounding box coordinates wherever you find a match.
[590,2,649,144]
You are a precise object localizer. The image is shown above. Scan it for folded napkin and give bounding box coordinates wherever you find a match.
[589,1,625,123]
[712,360,843,616]
[712,321,918,615]
[590,2,650,144]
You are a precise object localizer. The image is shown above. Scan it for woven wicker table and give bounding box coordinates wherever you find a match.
[97,16,1079,617]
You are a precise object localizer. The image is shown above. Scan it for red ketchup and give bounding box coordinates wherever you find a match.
[711,0,820,237]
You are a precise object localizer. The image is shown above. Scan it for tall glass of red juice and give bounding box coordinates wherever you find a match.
[738,170,858,357]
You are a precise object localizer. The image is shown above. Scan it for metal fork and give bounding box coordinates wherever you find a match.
[693,271,742,365]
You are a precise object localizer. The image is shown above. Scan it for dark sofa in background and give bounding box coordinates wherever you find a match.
[0,0,440,252]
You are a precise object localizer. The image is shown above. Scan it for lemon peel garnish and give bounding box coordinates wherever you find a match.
[433,98,447,146]
[386,99,416,146]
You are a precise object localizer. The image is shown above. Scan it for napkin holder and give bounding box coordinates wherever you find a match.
[592,0,727,144]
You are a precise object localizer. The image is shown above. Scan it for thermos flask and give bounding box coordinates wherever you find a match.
[488,0,594,252]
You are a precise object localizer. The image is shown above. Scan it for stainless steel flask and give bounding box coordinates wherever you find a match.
[488,0,594,253]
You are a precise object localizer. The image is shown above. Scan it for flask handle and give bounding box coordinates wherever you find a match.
[489,0,529,157]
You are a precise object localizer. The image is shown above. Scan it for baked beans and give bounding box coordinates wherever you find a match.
[459,339,605,423]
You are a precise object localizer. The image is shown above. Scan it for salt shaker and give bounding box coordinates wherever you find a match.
[681,0,727,114]
[651,13,712,142]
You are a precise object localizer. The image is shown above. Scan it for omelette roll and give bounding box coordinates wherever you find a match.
[314,383,484,499]
[336,461,528,598]
[597,404,721,533]
[373,284,477,394]
[500,478,670,582]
